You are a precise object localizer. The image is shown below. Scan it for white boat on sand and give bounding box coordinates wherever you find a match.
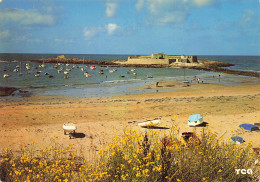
[138,118,161,127]
[63,123,77,138]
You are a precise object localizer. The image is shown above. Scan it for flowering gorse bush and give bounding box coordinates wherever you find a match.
[0,128,259,182]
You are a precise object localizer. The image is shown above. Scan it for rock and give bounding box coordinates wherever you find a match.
[0,87,18,96]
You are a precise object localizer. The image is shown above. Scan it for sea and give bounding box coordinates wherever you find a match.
[0,53,259,98]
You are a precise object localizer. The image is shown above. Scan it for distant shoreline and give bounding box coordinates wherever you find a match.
[29,57,260,78]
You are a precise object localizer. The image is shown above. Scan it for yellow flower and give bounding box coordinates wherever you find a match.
[218,169,222,173]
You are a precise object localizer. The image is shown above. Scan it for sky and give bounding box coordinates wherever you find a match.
[0,0,259,55]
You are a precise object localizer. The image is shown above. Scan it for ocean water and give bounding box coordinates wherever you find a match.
[0,54,259,98]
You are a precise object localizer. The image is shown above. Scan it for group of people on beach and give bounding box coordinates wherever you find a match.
[193,74,221,84]
[193,76,201,83]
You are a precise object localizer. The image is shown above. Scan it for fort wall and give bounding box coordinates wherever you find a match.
[127,53,198,65]
[126,58,170,65]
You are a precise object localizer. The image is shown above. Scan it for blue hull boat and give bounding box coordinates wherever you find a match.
[239,123,259,131]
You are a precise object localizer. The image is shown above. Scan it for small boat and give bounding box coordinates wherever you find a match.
[64,75,69,79]
[81,67,85,71]
[133,72,137,75]
[130,69,136,72]
[239,123,259,131]
[13,68,18,72]
[48,75,54,78]
[138,118,161,127]
[85,73,91,77]
[119,75,125,78]
[45,72,49,75]
[90,66,96,70]
[84,72,91,77]
[188,114,203,127]
[3,74,9,78]
[53,64,58,68]
[35,73,40,77]
[40,63,46,68]
[63,123,77,136]
[64,71,69,75]
[230,136,244,144]
[66,63,70,67]
[58,70,62,73]
[254,123,260,127]
[147,75,153,78]
[109,69,117,73]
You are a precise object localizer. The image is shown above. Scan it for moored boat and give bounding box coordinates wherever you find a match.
[90,66,96,70]
[138,118,161,127]
[3,74,10,78]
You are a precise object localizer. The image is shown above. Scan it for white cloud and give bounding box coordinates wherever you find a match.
[106,23,120,35]
[137,0,217,25]
[0,8,56,26]
[240,9,254,26]
[105,2,118,17]
[83,27,104,39]
[0,30,10,40]
[0,0,2,3]
[136,0,144,11]
[192,0,215,7]
[83,23,121,39]
[55,38,74,44]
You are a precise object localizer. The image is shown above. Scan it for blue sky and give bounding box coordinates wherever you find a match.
[0,0,259,55]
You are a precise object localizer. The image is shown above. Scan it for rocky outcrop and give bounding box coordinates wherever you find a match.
[0,87,18,96]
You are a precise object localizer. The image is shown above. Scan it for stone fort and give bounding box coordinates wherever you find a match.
[127,52,198,65]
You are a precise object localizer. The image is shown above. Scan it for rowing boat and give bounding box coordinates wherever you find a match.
[138,118,161,127]
[63,123,77,135]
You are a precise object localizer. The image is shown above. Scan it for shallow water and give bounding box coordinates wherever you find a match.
[0,54,259,97]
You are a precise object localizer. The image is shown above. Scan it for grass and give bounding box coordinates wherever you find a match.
[0,127,259,182]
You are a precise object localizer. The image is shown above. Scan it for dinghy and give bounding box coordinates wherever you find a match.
[239,123,259,131]
[3,74,9,78]
[230,136,244,144]
[188,114,203,127]
[63,123,77,136]
[138,118,161,127]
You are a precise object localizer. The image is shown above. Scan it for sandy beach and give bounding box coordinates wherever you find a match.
[0,74,259,158]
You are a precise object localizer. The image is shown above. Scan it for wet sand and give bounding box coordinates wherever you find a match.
[0,75,259,158]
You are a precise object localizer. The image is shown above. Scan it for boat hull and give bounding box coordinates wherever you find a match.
[138,119,160,127]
